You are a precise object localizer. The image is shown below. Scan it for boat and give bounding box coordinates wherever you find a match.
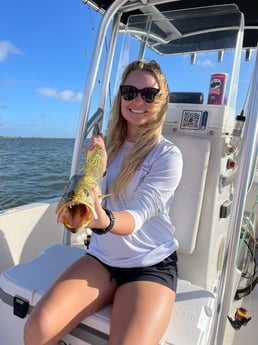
[0,1,257,344]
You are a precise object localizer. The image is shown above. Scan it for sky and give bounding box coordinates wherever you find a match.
[0,1,256,138]
[0,0,102,138]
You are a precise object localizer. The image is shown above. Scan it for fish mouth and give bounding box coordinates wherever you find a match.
[56,199,95,234]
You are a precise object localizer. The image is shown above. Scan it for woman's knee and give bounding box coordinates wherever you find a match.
[24,314,38,345]
[23,309,52,345]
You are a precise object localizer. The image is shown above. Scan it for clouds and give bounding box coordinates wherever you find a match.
[182,53,215,68]
[196,59,214,67]
[0,40,82,103]
[0,40,22,62]
[36,88,83,102]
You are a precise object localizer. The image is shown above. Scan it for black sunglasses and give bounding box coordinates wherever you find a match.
[120,85,160,103]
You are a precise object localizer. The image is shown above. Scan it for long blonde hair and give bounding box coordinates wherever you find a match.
[105,60,169,200]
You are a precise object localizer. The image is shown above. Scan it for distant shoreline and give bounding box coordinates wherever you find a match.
[0,136,74,140]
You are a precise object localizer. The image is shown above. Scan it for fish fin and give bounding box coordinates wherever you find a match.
[98,193,112,200]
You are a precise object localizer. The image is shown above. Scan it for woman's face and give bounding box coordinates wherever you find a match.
[120,70,159,129]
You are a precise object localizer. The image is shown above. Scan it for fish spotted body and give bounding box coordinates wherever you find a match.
[56,145,106,233]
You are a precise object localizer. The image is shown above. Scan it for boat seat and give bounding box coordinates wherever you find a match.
[169,92,204,104]
[0,244,215,345]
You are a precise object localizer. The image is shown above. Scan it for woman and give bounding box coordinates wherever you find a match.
[24,60,183,345]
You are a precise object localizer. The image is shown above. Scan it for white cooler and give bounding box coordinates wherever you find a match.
[0,244,216,345]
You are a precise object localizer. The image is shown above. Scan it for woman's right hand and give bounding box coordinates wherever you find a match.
[85,133,107,175]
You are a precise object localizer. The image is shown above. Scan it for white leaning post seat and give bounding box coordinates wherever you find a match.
[0,244,215,345]
[163,129,211,255]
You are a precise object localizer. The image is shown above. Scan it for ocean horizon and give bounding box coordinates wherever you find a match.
[0,137,77,210]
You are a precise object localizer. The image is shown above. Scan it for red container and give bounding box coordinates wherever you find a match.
[208,73,228,105]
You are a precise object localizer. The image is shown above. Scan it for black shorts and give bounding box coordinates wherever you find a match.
[87,252,178,292]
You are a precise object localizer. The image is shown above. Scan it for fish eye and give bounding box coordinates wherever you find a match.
[67,191,75,199]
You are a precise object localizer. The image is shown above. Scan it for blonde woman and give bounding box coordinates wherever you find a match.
[24,60,183,345]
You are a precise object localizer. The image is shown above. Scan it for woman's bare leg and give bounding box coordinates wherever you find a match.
[109,281,175,345]
[24,255,116,345]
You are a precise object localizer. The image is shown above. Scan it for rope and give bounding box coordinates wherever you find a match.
[237,192,258,265]
[235,192,258,303]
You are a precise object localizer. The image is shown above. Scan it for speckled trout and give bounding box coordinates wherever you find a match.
[56,143,107,233]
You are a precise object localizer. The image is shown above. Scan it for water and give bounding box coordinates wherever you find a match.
[0,137,76,211]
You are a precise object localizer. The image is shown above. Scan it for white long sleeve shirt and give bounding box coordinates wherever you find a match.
[88,136,183,267]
